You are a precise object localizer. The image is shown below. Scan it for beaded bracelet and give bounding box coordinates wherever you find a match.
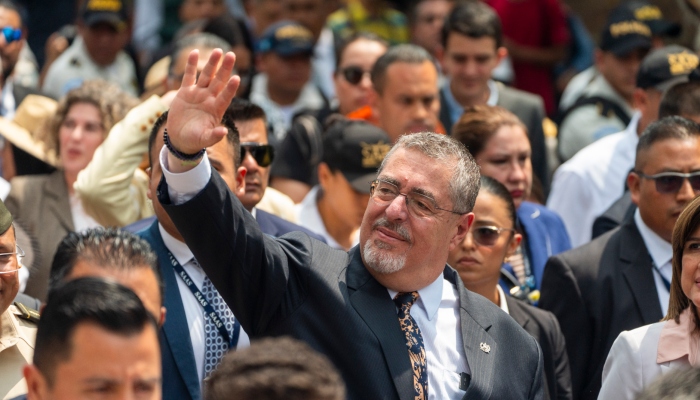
[163,129,205,161]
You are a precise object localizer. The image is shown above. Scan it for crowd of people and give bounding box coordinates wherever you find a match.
[0,0,700,399]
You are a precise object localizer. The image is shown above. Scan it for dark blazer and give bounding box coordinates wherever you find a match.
[440,83,550,192]
[591,191,635,240]
[138,222,201,400]
[539,220,663,400]
[516,202,571,290]
[506,296,572,400]
[159,172,545,400]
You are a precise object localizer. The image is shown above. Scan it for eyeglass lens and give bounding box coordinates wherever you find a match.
[472,227,502,246]
[241,145,274,167]
[653,175,700,193]
[2,27,20,43]
[341,66,367,85]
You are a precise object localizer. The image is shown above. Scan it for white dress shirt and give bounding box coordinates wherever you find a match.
[633,210,672,316]
[496,285,509,314]
[158,223,250,383]
[547,112,640,247]
[160,148,469,400]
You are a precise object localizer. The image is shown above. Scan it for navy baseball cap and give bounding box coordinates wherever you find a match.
[81,0,130,32]
[323,118,391,194]
[599,7,652,57]
[621,1,681,37]
[257,21,315,57]
[637,45,699,91]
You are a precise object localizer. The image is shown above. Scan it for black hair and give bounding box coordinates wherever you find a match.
[49,228,163,306]
[479,175,516,227]
[0,0,26,27]
[148,110,241,168]
[371,44,436,94]
[441,1,502,49]
[33,277,156,386]
[334,32,388,70]
[227,98,267,123]
[658,81,700,119]
[168,32,232,76]
[636,116,700,170]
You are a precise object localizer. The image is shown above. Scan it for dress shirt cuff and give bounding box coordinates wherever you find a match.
[159,145,211,205]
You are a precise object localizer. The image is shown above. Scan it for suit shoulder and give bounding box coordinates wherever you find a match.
[499,85,545,109]
[257,209,326,242]
[547,228,618,274]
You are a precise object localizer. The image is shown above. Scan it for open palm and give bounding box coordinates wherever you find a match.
[166,49,240,154]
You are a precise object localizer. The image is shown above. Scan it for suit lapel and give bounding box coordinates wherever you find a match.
[619,222,664,324]
[143,222,201,399]
[445,268,496,399]
[346,248,414,400]
[45,171,74,232]
[504,296,531,331]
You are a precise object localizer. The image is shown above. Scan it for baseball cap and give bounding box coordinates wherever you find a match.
[599,7,652,57]
[621,1,681,37]
[81,0,130,32]
[257,21,315,57]
[322,119,392,194]
[636,45,699,91]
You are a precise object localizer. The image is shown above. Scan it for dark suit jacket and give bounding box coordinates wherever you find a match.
[159,171,545,400]
[591,191,635,240]
[440,83,550,192]
[138,222,201,400]
[506,296,572,400]
[539,220,663,400]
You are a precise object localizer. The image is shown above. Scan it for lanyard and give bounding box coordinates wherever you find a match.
[167,251,241,349]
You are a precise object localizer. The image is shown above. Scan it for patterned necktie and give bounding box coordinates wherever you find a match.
[199,266,238,377]
[394,291,428,400]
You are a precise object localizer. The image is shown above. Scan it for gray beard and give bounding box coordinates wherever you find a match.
[363,239,407,274]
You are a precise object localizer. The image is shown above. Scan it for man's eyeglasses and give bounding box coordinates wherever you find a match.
[340,66,371,85]
[1,27,21,44]
[0,244,24,274]
[634,171,700,194]
[369,179,464,218]
[240,142,275,167]
[469,226,516,247]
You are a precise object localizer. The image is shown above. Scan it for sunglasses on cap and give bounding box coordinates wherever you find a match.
[340,66,371,85]
[634,171,700,193]
[240,142,275,167]
[2,27,20,44]
[470,226,516,247]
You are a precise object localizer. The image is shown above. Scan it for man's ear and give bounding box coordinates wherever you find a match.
[236,166,247,196]
[449,212,474,252]
[628,171,642,206]
[24,364,48,400]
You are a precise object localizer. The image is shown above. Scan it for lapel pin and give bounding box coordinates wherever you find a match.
[480,342,491,354]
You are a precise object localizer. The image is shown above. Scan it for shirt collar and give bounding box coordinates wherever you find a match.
[387,273,444,321]
[657,307,700,366]
[496,285,509,314]
[1,79,15,119]
[442,79,499,127]
[158,223,195,267]
[634,208,672,268]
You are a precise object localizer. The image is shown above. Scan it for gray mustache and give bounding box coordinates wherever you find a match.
[373,218,412,243]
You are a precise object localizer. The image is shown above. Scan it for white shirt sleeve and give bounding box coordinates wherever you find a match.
[159,145,211,205]
[547,167,595,248]
[598,331,644,400]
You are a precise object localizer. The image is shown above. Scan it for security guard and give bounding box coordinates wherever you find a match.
[558,7,652,161]
[0,197,38,400]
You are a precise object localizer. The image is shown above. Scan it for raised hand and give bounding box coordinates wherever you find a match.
[166,49,240,155]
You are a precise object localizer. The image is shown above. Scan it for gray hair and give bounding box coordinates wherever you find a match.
[377,132,480,214]
[371,44,436,94]
[169,33,232,76]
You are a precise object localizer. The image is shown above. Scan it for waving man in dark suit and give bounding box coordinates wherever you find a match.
[157,48,544,400]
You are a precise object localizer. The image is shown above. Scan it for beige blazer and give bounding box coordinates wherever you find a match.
[6,170,73,300]
[0,305,37,399]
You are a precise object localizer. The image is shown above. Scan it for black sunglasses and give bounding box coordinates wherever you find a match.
[240,142,274,167]
[635,171,700,194]
[471,226,515,247]
[340,66,371,85]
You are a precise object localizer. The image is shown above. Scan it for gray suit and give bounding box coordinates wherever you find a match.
[159,172,545,400]
[440,83,550,192]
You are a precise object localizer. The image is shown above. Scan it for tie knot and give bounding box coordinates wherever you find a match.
[394,291,419,309]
